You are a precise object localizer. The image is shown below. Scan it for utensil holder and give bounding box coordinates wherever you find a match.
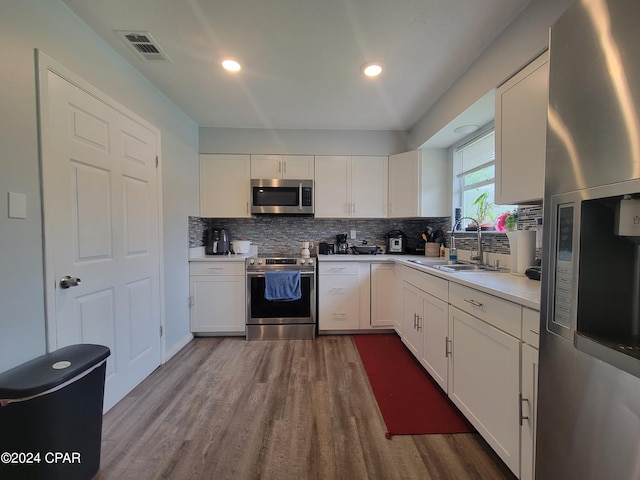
[425,243,440,257]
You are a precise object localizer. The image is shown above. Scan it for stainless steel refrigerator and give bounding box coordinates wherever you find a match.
[538,0,640,478]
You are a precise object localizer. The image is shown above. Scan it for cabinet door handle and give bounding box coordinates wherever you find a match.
[416,315,422,331]
[445,337,452,357]
[464,298,483,308]
[520,394,530,425]
[413,313,417,329]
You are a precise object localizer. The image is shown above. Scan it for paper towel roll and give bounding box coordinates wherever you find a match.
[508,230,536,275]
[516,230,536,274]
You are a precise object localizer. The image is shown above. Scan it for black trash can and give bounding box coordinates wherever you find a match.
[0,344,110,480]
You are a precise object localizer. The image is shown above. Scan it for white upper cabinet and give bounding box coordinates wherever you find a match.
[315,155,388,218]
[250,154,314,180]
[388,149,448,218]
[315,155,350,217]
[350,156,388,218]
[495,50,549,204]
[200,154,251,218]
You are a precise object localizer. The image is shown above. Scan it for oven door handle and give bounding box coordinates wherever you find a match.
[246,270,315,276]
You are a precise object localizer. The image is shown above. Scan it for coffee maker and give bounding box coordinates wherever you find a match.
[336,234,349,254]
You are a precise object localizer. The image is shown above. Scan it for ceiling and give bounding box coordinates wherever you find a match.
[61,0,531,134]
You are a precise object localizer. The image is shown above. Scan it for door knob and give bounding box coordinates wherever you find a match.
[60,276,81,289]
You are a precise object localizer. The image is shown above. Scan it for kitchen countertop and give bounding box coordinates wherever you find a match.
[189,254,253,262]
[318,253,541,311]
[189,246,256,262]
[188,248,541,310]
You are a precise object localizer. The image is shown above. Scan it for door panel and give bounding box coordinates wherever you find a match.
[72,162,113,261]
[43,70,161,411]
[123,177,150,255]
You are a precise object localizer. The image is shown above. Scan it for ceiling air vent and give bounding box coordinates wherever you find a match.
[116,30,172,62]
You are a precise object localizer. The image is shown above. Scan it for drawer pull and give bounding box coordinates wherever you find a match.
[208,267,224,271]
[464,298,483,307]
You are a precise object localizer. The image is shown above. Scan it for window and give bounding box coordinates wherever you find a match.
[453,128,515,229]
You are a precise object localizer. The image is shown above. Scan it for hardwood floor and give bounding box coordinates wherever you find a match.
[95,336,515,480]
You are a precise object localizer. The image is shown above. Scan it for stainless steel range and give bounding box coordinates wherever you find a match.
[246,257,316,340]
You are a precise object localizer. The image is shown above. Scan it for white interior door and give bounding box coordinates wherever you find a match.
[40,65,162,411]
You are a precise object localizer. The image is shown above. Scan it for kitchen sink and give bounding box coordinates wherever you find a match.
[430,263,509,273]
[407,259,508,273]
[406,259,434,266]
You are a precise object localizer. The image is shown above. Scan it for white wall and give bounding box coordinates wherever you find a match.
[200,127,408,155]
[0,0,199,372]
[408,0,574,149]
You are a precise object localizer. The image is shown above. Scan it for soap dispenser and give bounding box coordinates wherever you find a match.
[449,237,457,264]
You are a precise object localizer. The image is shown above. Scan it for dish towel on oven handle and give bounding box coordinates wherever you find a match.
[265,271,301,301]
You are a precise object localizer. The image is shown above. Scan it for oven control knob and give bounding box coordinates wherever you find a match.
[308,259,314,265]
[248,259,255,265]
[257,259,263,265]
[300,259,306,264]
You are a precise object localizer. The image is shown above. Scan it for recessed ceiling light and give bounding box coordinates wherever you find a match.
[453,125,479,135]
[363,63,383,77]
[221,58,242,72]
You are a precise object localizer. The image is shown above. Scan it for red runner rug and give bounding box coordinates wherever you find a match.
[353,334,475,438]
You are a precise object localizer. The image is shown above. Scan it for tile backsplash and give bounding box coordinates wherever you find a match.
[189,216,450,257]
[189,205,543,258]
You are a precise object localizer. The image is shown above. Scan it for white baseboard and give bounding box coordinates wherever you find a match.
[164,332,194,362]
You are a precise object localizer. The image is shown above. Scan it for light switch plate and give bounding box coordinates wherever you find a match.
[350,229,356,239]
[8,192,27,219]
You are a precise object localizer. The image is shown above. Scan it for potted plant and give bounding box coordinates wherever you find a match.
[470,192,495,230]
[496,210,518,232]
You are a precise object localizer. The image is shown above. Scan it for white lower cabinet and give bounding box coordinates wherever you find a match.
[401,281,423,357]
[318,263,361,331]
[419,293,449,393]
[398,266,450,391]
[449,306,521,475]
[520,307,540,480]
[319,261,395,332]
[520,343,538,480]
[394,266,538,479]
[189,262,246,334]
[370,263,395,328]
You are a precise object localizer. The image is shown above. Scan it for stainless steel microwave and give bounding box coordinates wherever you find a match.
[250,179,314,215]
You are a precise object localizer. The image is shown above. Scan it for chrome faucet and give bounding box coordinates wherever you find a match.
[451,216,484,265]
